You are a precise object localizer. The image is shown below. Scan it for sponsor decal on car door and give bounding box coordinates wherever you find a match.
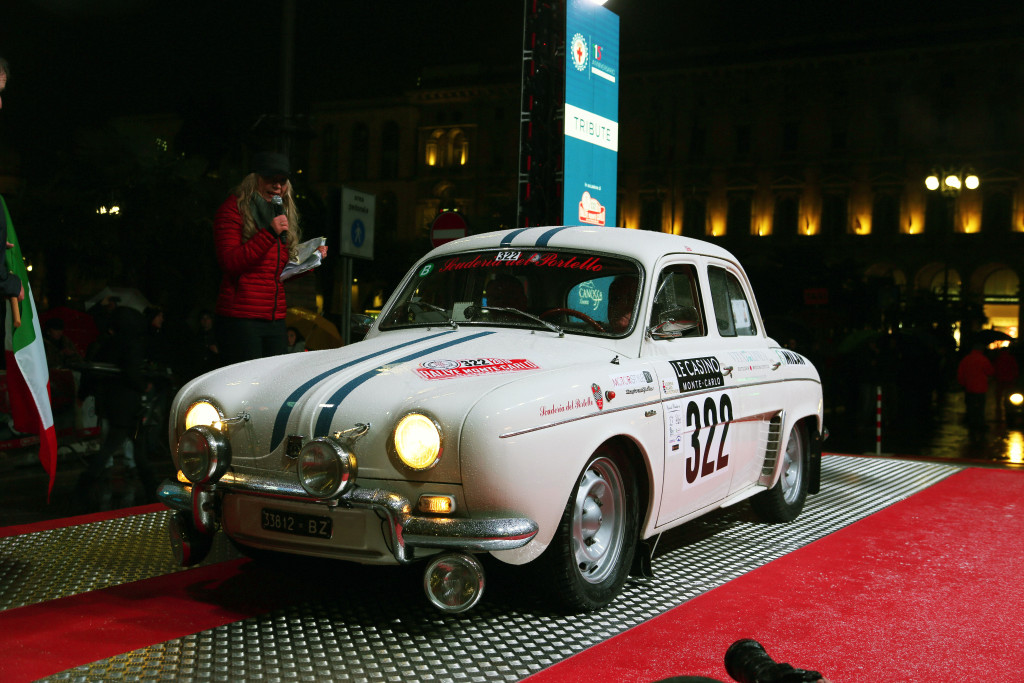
[657,355,735,522]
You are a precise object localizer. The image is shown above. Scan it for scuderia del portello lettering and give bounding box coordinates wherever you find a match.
[438,252,603,272]
[539,394,596,417]
[670,356,725,393]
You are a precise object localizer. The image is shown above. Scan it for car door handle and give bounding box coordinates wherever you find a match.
[771,361,782,371]
[721,365,734,377]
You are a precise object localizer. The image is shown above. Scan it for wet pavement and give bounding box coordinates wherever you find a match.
[1,389,1020,528]
[824,388,1024,470]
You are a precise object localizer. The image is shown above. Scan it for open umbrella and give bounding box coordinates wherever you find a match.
[85,286,152,313]
[837,329,884,354]
[969,328,1014,348]
[286,307,343,350]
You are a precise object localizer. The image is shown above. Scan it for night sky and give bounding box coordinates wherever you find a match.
[3,0,1016,165]
[1,0,1018,315]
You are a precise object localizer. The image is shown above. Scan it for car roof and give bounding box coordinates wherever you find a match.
[426,225,741,266]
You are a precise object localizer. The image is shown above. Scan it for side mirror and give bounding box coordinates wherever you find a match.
[649,305,700,340]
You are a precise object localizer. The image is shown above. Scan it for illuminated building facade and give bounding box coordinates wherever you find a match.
[307,23,1024,340]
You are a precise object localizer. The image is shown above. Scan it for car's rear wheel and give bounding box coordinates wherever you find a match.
[536,446,638,612]
[751,422,809,523]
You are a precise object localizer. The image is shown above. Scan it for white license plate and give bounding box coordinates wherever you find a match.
[260,507,333,539]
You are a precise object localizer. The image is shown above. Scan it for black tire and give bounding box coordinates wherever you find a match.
[536,446,639,612]
[168,511,213,566]
[751,422,809,523]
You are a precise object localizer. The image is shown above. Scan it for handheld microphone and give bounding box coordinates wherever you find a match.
[271,195,287,243]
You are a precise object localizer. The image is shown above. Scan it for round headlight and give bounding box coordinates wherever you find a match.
[394,413,442,470]
[177,425,230,484]
[299,438,357,498]
[185,401,222,430]
[1010,393,1024,407]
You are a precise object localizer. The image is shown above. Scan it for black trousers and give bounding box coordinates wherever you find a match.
[964,391,987,439]
[215,315,287,365]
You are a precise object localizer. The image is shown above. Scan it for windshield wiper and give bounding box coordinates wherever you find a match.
[466,305,564,337]
[392,301,458,329]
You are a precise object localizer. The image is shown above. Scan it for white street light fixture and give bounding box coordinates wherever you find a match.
[925,168,980,196]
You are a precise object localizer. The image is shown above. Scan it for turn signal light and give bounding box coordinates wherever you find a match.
[418,494,455,514]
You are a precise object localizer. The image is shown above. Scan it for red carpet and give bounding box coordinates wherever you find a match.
[0,503,164,538]
[0,558,270,682]
[525,467,1024,682]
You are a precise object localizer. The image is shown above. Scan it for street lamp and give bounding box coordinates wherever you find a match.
[925,167,981,233]
[925,169,980,196]
[925,166,980,344]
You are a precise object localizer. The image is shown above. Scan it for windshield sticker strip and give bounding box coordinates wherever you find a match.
[536,226,572,246]
[271,331,456,450]
[499,228,529,246]
[313,331,495,436]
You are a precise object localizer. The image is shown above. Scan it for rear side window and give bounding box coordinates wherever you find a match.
[708,266,756,337]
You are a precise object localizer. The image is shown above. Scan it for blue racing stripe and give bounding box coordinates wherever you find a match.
[499,228,529,246]
[536,226,571,246]
[270,331,456,450]
[312,331,495,436]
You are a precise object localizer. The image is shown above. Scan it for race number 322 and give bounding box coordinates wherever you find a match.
[684,394,733,484]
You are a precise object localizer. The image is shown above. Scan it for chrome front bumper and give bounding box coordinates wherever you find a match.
[158,475,539,564]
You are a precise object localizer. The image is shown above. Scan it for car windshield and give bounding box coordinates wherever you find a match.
[380,248,643,337]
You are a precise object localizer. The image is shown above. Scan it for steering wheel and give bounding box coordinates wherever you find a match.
[540,307,606,332]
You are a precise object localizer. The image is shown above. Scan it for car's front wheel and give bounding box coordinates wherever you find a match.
[751,422,809,523]
[536,446,638,612]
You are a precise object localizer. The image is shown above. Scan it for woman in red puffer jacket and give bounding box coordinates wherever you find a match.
[213,152,323,365]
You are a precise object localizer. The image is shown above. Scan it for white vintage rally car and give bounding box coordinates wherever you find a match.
[161,226,824,613]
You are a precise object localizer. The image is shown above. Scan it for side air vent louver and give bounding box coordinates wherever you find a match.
[758,413,784,486]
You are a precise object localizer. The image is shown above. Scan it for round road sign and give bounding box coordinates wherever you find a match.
[430,211,468,248]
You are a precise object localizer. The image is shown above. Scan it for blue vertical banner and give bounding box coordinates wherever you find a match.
[564,0,619,227]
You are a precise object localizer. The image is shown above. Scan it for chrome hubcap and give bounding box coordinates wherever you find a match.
[780,427,805,505]
[571,456,625,584]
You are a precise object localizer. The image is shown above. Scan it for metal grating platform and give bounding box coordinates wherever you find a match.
[1,456,958,682]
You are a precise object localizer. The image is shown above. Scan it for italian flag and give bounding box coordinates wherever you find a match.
[3,196,57,497]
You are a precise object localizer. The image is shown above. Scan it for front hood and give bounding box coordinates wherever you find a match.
[171,327,618,481]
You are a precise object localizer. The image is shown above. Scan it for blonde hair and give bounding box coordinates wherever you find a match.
[232,173,302,260]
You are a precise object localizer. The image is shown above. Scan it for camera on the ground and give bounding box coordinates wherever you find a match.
[724,639,824,683]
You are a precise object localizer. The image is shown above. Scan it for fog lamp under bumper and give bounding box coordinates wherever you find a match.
[424,553,485,613]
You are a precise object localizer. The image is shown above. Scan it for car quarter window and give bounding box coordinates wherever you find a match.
[708,265,757,337]
[650,264,706,338]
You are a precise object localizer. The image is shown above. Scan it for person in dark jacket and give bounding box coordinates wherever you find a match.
[75,306,148,511]
[213,151,327,365]
[1,58,25,311]
[957,341,994,443]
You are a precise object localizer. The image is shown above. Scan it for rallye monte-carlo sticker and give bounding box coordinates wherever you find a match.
[416,358,540,380]
[669,356,725,393]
